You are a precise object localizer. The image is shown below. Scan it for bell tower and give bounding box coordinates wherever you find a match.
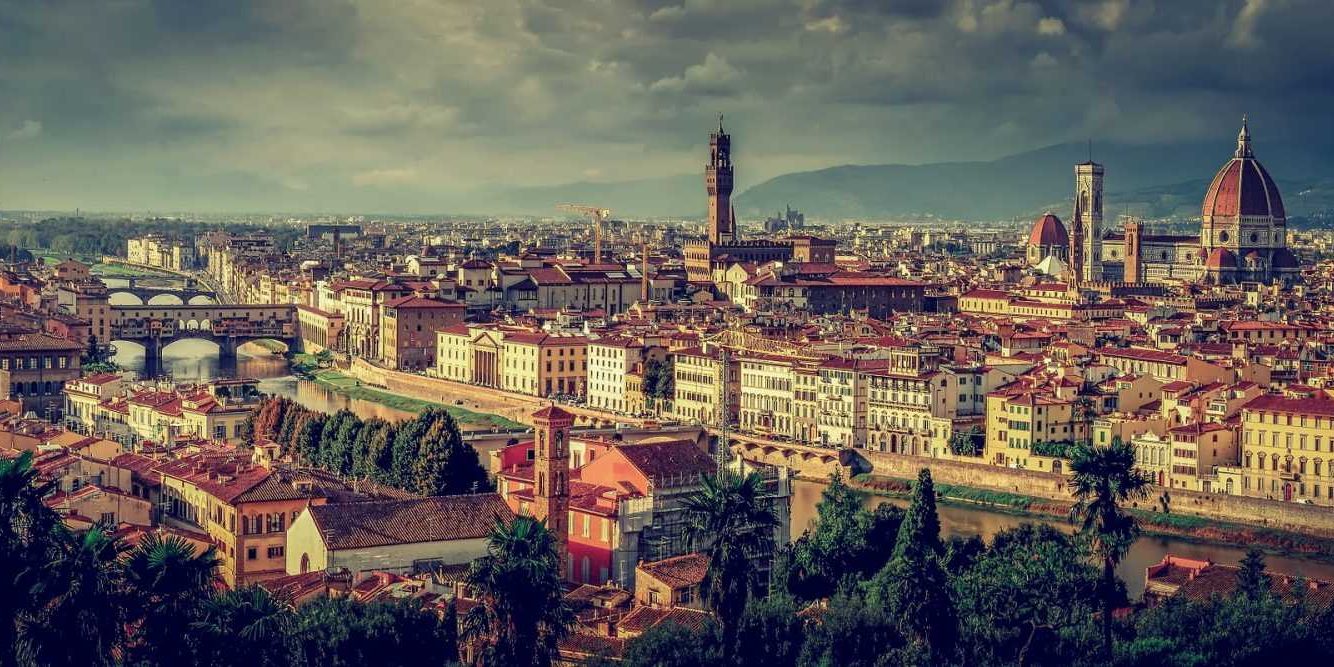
[1124,219,1143,284]
[1075,160,1105,283]
[531,405,573,579]
[706,115,736,244]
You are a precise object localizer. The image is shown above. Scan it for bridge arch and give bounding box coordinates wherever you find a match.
[108,293,145,306]
[162,338,221,355]
[187,294,216,305]
[147,293,185,306]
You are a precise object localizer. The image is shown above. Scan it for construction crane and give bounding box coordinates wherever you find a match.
[557,203,611,265]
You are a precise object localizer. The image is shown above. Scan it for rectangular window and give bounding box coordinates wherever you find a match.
[582,514,591,538]
[247,547,257,561]
[267,546,284,559]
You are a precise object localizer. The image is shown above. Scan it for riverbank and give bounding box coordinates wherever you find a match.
[850,473,1334,563]
[31,250,176,278]
[303,365,526,431]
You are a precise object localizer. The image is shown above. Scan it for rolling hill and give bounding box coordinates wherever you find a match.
[479,140,1334,222]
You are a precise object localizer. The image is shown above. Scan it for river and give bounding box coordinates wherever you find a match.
[790,478,1334,598]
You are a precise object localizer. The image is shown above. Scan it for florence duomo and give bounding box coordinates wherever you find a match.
[1028,117,1301,287]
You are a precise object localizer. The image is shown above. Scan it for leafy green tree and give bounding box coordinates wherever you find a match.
[865,468,955,659]
[16,526,129,667]
[413,420,453,496]
[1237,546,1271,601]
[120,533,221,667]
[330,411,363,475]
[1,451,65,667]
[295,416,325,467]
[954,524,1102,666]
[290,596,457,667]
[1068,439,1151,659]
[390,415,430,487]
[797,593,904,667]
[623,621,722,667]
[681,470,779,658]
[735,595,803,667]
[787,473,901,600]
[463,516,573,667]
[194,586,295,667]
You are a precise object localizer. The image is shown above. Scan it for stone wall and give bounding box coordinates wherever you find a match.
[858,450,1334,538]
[736,442,1334,538]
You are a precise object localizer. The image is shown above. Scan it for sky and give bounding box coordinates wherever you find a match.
[0,0,1331,213]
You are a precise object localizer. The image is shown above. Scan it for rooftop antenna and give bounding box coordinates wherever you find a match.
[1087,139,1092,163]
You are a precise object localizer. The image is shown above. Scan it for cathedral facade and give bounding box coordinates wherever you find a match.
[1028,120,1300,286]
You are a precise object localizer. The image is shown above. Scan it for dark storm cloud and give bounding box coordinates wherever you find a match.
[0,0,1330,212]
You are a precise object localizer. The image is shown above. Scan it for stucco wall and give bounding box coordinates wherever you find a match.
[285,510,490,575]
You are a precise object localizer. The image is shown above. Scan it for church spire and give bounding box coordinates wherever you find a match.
[1236,115,1253,158]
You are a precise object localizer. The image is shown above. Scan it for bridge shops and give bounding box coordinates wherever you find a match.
[109,304,297,364]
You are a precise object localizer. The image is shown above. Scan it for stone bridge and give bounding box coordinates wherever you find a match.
[728,433,856,478]
[106,276,217,305]
[109,303,297,362]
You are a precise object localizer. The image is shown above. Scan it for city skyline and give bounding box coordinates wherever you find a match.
[1,0,1333,213]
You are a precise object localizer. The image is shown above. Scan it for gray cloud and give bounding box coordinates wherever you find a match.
[0,0,1330,213]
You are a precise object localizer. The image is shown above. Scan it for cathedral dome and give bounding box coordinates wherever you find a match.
[1027,213,1068,246]
[1204,247,1237,269]
[1202,118,1285,220]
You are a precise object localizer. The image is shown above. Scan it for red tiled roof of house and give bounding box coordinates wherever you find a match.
[618,606,714,635]
[616,440,715,483]
[1242,393,1334,418]
[637,553,709,589]
[306,494,513,551]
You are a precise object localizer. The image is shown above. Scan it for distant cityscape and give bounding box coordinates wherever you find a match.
[3,115,1334,665]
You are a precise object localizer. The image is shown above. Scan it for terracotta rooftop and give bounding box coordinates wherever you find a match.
[307,493,513,550]
[637,553,709,589]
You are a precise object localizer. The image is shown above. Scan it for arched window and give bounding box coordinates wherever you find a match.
[300,553,310,574]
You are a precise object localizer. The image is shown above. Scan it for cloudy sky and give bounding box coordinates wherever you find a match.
[0,0,1330,213]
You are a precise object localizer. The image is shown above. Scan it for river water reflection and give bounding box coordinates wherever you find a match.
[790,478,1334,598]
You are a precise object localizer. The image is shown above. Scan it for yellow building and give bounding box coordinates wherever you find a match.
[157,454,330,587]
[433,324,587,397]
[738,354,797,438]
[671,347,733,425]
[1240,391,1334,504]
[984,387,1080,474]
[1165,422,1237,493]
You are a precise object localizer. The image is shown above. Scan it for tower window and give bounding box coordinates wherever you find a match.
[1219,231,1229,243]
[1251,232,1260,243]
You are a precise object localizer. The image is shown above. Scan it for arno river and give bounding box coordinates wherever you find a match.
[107,294,1334,598]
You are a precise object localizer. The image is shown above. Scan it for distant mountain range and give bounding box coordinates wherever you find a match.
[479,140,1334,222]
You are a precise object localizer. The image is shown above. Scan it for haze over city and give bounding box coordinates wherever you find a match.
[2,0,1333,213]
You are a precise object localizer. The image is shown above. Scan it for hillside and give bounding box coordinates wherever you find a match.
[477,140,1334,222]
[735,140,1334,221]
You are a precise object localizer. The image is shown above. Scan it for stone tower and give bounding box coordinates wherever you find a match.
[1123,219,1143,284]
[1075,160,1105,283]
[531,405,573,579]
[706,115,735,244]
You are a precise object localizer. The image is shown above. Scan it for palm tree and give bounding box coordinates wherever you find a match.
[463,516,573,667]
[1068,438,1150,659]
[0,452,65,667]
[121,532,221,666]
[194,586,295,667]
[18,526,130,667]
[681,469,779,657]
